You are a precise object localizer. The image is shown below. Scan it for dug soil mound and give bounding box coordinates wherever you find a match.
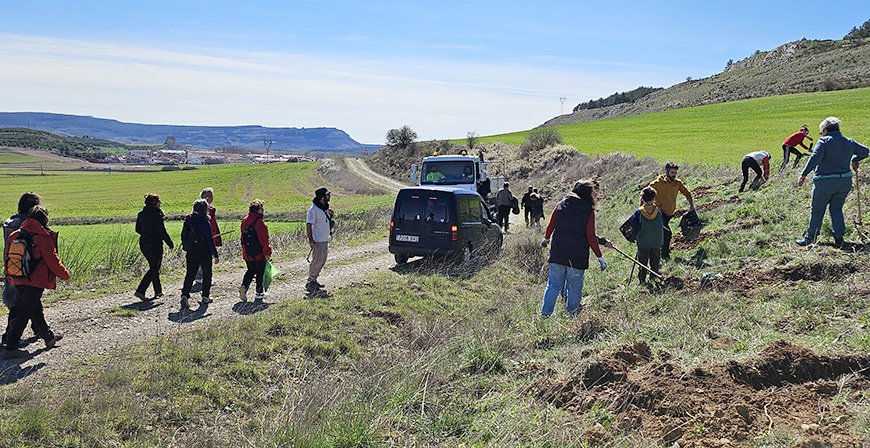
[530,340,870,447]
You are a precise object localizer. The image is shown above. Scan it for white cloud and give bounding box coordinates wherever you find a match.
[0,33,684,144]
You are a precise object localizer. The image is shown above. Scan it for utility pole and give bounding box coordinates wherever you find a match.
[263,139,275,159]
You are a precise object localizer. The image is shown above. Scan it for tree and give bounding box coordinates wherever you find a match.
[845,19,870,39]
[385,125,417,150]
[466,131,479,151]
[521,128,563,156]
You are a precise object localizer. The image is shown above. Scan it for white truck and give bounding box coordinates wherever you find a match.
[410,152,505,204]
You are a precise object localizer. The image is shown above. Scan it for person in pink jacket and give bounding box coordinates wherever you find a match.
[3,205,69,358]
[239,199,272,302]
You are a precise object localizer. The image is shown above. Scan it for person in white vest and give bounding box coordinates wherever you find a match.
[739,150,771,192]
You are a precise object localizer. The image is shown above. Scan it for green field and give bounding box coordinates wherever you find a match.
[482,87,870,165]
[0,150,46,164]
[0,161,393,222]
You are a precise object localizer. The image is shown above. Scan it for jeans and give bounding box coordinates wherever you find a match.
[541,263,585,315]
[136,245,164,296]
[5,285,53,351]
[242,260,266,294]
[182,252,213,297]
[805,177,852,241]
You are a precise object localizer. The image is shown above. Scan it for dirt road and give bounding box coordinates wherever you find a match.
[345,157,409,192]
[0,239,394,386]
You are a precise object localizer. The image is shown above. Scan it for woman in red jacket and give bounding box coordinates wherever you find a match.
[3,205,69,358]
[238,199,272,302]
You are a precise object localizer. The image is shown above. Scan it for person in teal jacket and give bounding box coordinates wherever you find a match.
[629,186,664,283]
[796,117,869,246]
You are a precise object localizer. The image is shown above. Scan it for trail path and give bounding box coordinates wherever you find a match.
[345,157,409,192]
[0,240,394,386]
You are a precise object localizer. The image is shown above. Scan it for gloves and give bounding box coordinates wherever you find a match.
[598,257,607,271]
[541,238,549,247]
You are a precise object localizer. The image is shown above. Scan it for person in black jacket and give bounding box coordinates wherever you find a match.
[180,199,219,309]
[134,193,174,301]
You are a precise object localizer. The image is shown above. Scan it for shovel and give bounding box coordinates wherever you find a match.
[610,244,663,280]
[855,169,869,242]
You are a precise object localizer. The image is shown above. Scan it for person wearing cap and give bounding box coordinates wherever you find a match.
[796,117,869,246]
[739,150,771,192]
[306,187,334,291]
[780,125,813,174]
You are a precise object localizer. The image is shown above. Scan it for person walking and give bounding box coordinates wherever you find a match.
[648,162,695,260]
[180,199,219,309]
[239,199,272,301]
[629,187,664,284]
[796,117,869,246]
[3,205,68,358]
[529,189,544,229]
[521,185,533,227]
[194,187,221,290]
[306,187,334,292]
[539,179,611,317]
[739,150,771,192]
[2,192,42,349]
[780,125,813,174]
[134,193,174,301]
[496,182,514,233]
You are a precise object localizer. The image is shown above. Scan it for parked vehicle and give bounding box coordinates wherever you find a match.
[389,186,502,264]
[410,152,504,205]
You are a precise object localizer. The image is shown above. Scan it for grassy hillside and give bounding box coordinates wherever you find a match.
[3,153,868,446]
[482,87,870,166]
[545,37,870,128]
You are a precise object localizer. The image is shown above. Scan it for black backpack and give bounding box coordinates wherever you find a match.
[241,217,262,256]
[181,220,201,252]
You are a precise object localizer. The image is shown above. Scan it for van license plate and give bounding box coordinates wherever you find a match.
[396,234,419,242]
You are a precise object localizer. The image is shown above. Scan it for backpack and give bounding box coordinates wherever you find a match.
[181,220,202,252]
[679,210,703,240]
[241,217,262,256]
[5,230,39,280]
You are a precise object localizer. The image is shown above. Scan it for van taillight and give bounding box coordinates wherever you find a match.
[451,225,457,241]
[389,221,394,236]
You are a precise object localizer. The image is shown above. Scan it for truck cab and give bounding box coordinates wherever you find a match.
[411,152,504,203]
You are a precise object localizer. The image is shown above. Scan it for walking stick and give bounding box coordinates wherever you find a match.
[855,170,869,242]
[627,262,636,285]
[610,244,663,280]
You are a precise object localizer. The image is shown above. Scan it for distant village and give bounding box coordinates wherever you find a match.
[90,149,318,166]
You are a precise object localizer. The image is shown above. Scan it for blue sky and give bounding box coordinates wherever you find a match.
[1,1,867,144]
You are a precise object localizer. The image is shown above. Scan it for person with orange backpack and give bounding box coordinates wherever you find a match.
[2,192,42,350]
[3,205,69,358]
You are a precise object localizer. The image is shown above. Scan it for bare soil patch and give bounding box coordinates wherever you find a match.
[530,340,870,447]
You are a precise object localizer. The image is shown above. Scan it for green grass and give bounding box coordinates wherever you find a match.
[0,150,45,164]
[0,161,394,222]
[482,87,870,165]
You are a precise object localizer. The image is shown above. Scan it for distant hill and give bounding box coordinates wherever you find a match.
[0,112,376,154]
[542,37,870,127]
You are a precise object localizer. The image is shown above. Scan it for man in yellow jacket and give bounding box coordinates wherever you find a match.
[648,162,695,260]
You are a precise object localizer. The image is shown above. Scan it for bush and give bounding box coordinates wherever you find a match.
[520,128,563,158]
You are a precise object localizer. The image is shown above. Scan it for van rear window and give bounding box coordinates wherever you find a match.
[395,191,451,223]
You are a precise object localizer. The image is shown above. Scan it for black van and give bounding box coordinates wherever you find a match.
[389,187,502,264]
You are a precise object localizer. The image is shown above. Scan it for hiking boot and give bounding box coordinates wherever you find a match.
[305,281,320,291]
[200,296,213,304]
[45,330,64,349]
[238,285,248,302]
[154,292,164,299]
[795,238,814,246]
[255,292,268,301]
[3,348,28,359]
[180,295,190,309]
[133,291,147,301]
[834,236,844,247]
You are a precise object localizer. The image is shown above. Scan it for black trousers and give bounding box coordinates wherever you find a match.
[740,156,763,192]
[5,285,52,351]
[779,144,805,173]
[661,213,674,258]
[182,252,213,298]
[636,248,662,283]
[136,245,164,296]
[242,260,266,294]
[498,205,511,231]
